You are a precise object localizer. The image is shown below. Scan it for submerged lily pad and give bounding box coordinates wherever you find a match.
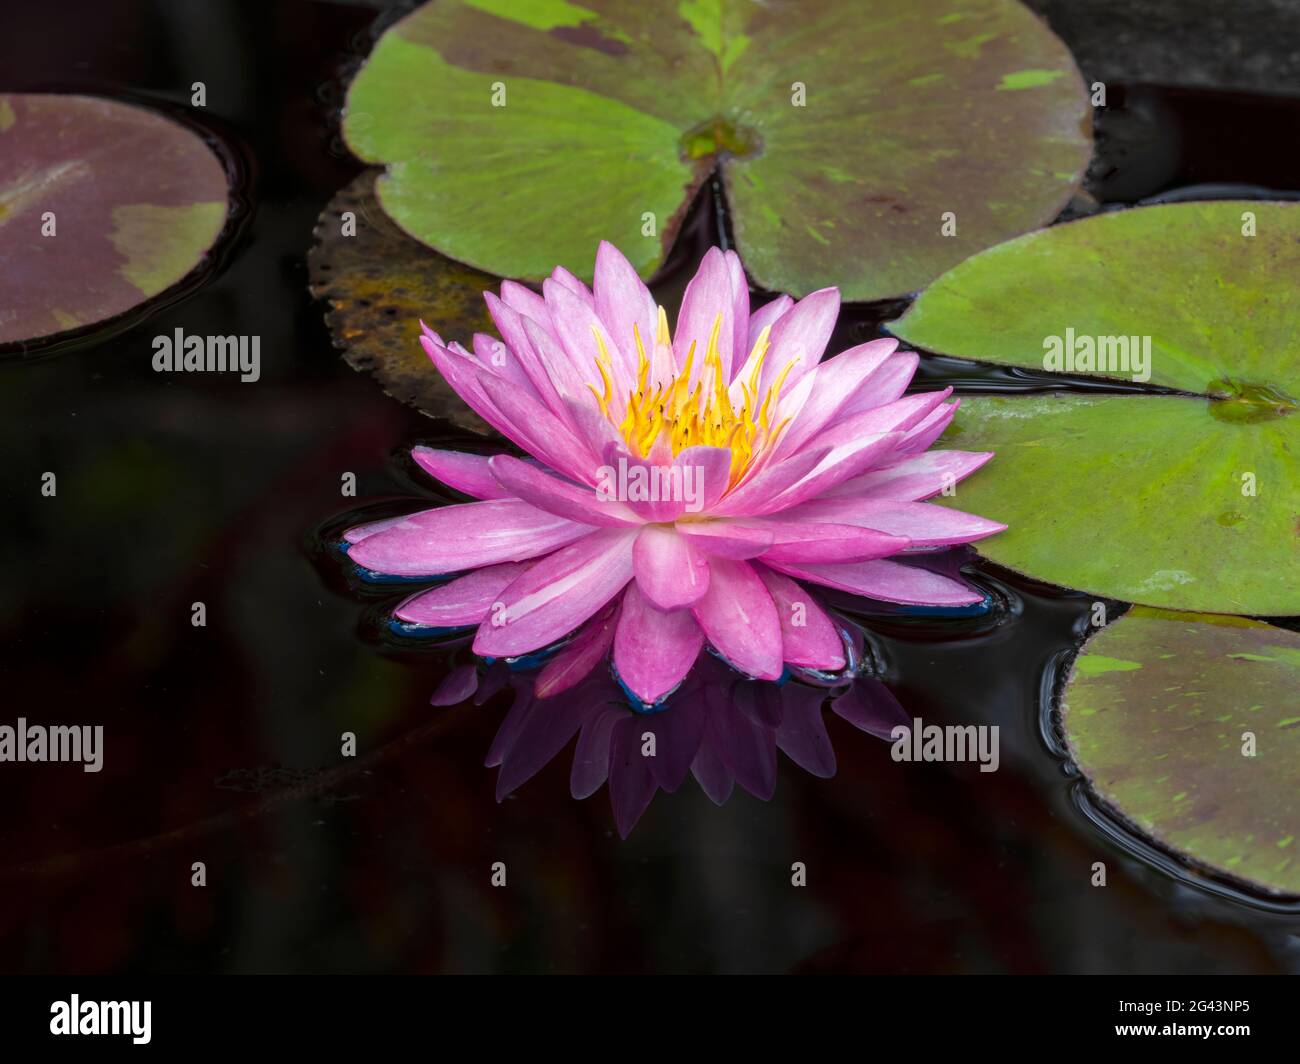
[1063,607,1300,897]
[0,94,228,345]
[308,171,492,432]
[891,200,1300,614]
[342,0,1090,300]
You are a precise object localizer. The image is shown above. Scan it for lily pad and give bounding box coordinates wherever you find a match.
[1063,606,1300,897]
[0,94,228,345]
[341,0,1091,300]
[307,171,493,432]
[891,200,1300,614]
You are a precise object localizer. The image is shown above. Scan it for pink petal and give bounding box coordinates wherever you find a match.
[613,584,704,703]
[771,339,899,459]
[551,264,594,306]
[724,249,750,372]
[471,330,537,398]
[520,313,594,407]
[749,519,908,564]
[342,514,406,545]
[745,294,793,355]
[710,445,831,517]
[674,444,735,513]
[349,500,590,576]
[899,400,960,454]
[649,332,676,391]
[786,498,1006,547]
[759,432,904,513]
[596,445,686,522]
[817,388,952,447]
[394,562,529,626]
[482,293,572,419]
[633,524,710,609]
[411,447,510,500]
[498,279,552,332]
[473,528,636,657]
[766,557,983,606]
[563,397,627,460]
[489,454,639,527]
[425,337,596,479]
[674,247,736,382]
[594,240,657,369]
[769,364,817,423]
[691,558,783,680]
[544,277,630,389]
[676,520,774,560]
[826,450,993,501]
[475,373,602,485]
[759,287,839,396]
[421,335,515,436]
[535,606,618,699]
[830,352,920,422]
[756,568,846,671]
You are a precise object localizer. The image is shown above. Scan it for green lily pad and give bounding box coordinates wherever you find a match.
[307,171,492,433]
[342,0,1091,300]
[0,94,229,345]
[1063,606,1300,897]
[891,200,1300,614]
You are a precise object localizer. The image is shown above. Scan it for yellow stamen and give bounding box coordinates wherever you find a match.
[594,311,797,486]
[588,351,614,414]
[633,321,648,370]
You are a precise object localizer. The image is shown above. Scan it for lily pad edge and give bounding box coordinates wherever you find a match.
[1059,605,1300,903]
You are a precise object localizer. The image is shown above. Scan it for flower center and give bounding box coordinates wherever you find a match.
[588,310,797,485]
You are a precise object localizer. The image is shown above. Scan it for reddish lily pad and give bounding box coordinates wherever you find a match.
[342,0,1091,300]
[307,171,493,433]
[1063,607,1300,897]
[0,94,229,345]
[891,200,1300,615]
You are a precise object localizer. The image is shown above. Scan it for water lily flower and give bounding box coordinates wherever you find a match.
[345,243,1004,705]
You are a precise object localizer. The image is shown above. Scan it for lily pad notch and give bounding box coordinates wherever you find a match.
[891,200,1300,615]
[342,0,1092,300]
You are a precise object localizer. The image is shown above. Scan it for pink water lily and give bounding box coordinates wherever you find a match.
[345,243,1004,705]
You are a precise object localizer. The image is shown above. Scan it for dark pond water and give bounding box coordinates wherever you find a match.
[2,0,1298,973]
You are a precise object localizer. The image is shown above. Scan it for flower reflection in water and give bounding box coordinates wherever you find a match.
[426,622,914,837]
